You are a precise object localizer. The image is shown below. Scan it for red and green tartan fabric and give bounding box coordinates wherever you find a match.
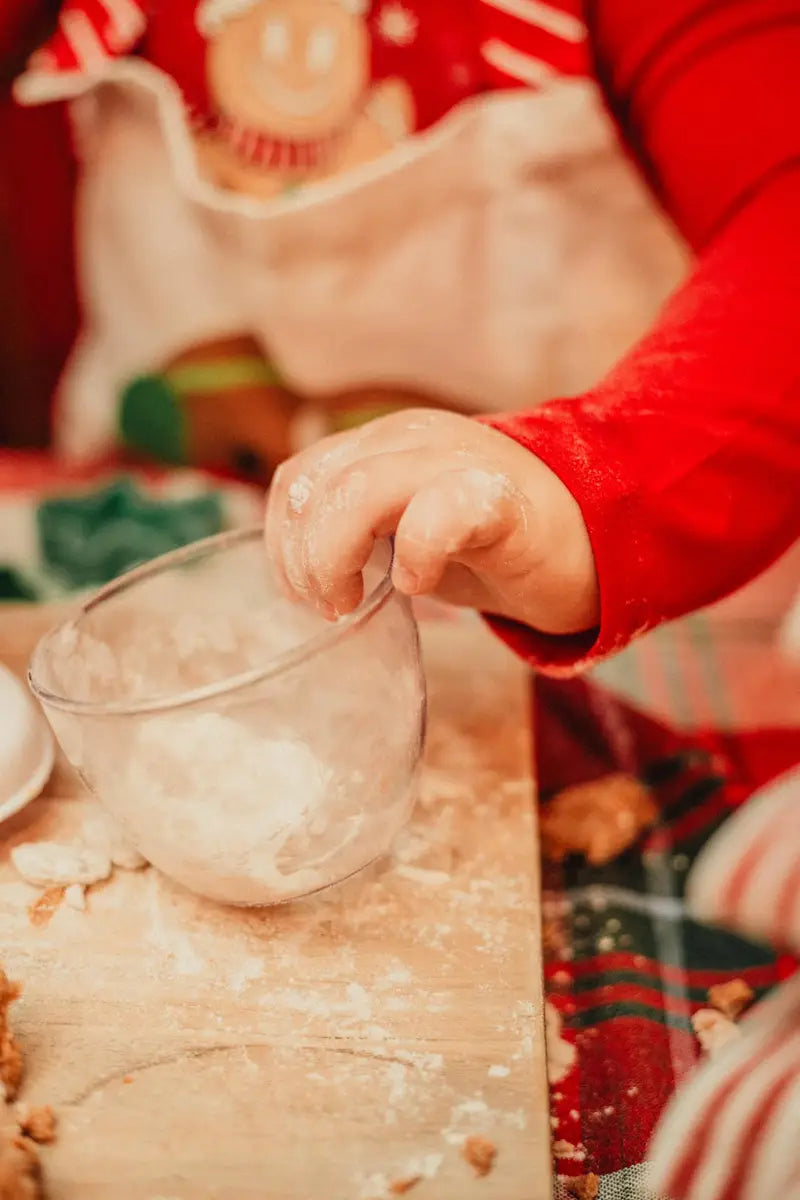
[534,674,798,1194]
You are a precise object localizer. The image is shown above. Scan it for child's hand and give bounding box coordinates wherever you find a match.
[265,409,599,635]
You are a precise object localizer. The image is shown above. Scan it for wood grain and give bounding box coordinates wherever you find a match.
[0,604,548,1200]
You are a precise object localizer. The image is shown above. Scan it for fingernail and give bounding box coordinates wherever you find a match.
[317,598,338,622]
[392,564,420,594]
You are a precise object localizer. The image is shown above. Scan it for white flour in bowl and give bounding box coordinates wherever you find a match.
[34,546,422,906]
[106,711,359,904]
[91,709,411,905]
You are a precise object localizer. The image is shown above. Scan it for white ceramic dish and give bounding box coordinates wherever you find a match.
[0,663,55,822]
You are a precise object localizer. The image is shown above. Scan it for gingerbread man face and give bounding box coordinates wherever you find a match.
[201,0,371,141]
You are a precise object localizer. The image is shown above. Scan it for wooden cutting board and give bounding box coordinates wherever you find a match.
[0,604,549,1200]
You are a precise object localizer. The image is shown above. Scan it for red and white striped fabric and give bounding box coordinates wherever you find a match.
[476,0,588,88]
[17,0,589,103]
[29,0,149,72]
[649,768,800,1200]
[689,767,800,953]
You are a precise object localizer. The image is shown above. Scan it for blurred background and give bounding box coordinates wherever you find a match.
[0,1,77,448]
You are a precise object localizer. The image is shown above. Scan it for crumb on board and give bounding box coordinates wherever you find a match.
[389,1175,422,1194]
[692,1008,741,1056]
[462,1135,497,1177]
[16,1107,56,1146]
[63,884,86,912]
[545,1002,576,1085]
[0,1133,42,1200]
[542,916,568,960]
[123,1076,134,1085]
[540,774,657,865]
[563,1172,600,1199]
[0,970,23,1101]
[707,979,753,1019]
[27,888,64,929]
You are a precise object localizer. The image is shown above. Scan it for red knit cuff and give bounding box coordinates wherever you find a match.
[479,405,649,675]
[482,613,600,676]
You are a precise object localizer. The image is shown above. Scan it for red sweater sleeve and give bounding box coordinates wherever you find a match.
[487,1,800,674]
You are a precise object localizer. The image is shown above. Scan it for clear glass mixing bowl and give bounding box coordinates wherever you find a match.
[29,529,425,906]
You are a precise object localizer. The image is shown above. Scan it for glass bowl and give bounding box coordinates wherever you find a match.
[29,528,425,906]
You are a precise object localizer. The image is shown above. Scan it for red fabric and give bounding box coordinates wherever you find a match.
[24,0,589,128]
[0,0,47,61]
[0,103,77,444]
[32,0,149,70]
[589,0,800,246]
[489,1,800,674]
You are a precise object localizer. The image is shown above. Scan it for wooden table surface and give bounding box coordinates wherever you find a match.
[0,604,548,1200]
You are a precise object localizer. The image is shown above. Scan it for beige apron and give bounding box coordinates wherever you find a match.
[30,59,687,458]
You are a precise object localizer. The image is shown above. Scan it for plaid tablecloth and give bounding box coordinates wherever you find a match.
[2,452,798,1199]
[538,566,800,1198]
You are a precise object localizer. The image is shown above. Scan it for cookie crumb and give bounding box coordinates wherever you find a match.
[488,1064,510,1078]
[545,1002,576,1084]
[707,979,753,1019]
[0,970,23,1100]
[389,1176,422,1194]
[692,1008,740,1055]
[564,1173,599,1199]
[16,1107,56,1145]
[63,884,86,912]
[541,774,657,865]
[543,916,568,960]
[462,1135,496,1177]
[27,888,64,929]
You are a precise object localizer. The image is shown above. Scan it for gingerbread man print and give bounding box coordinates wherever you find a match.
[195,0,416,198]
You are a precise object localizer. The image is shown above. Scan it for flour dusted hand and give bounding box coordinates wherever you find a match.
[265,410,598,635]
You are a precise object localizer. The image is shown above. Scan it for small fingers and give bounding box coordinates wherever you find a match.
[301,450,441,616]
[264,430,356,601]
[393,467,519,595]
[264,412,500,618]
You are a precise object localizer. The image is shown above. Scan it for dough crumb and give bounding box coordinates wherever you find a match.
[16,1107,56,1146]
[0,1134,42,1200]
[12,843,111,889]
[63,885,86,912]
[462,1135,497,1177]
[541,774,657,865]
[27,889,64,929]
[707,979,753,1019]
[692,1008,741,1056]
[542,916,568,960]
[389,1176,422,1194]
[564,1173,599,1199]
[0,970,23,1100]
[546,1002,576,1084]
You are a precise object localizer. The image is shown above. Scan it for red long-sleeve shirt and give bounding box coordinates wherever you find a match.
[489,0,800,672]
